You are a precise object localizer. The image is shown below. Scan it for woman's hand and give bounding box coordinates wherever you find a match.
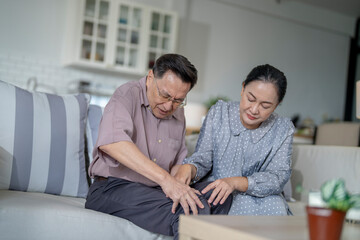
[173,164,197,185]
[201,177,236,205]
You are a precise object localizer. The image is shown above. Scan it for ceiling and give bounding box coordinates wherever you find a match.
[283,0,360,18]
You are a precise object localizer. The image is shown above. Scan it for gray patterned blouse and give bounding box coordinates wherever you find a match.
[184,101,295,215]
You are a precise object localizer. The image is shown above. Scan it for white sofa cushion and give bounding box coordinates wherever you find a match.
[291,145,360,202]
[0,190,172,240]
[0,80,90,198]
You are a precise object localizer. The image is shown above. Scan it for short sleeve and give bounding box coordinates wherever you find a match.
[95,90,135,167]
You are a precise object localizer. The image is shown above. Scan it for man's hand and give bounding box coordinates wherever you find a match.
[160,175,204,215]
[201,178,236,205]
[99,142,204,215]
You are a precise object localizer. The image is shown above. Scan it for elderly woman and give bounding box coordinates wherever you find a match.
[175,64,294,215]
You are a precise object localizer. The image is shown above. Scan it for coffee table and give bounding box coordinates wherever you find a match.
[179,215,360,240]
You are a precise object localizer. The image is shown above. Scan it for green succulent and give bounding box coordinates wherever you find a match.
[321,178,360,212]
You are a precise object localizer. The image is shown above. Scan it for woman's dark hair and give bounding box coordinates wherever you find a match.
[152,54,198,90]
[243,64,287,103]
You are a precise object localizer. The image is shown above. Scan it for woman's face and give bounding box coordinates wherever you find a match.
[239,81,279,129]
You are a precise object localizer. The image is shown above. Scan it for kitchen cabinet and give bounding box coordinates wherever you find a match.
[63,0,178,76]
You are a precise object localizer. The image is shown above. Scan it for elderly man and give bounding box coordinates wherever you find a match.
[85,54,232,239]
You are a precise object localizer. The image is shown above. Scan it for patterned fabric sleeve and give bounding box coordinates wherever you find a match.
[245,122,294,197]
[183,104,217,182]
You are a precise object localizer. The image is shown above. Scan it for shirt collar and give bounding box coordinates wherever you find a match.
[229,102,247,136]
[229,102,277,143]
[139,76,149,107]
[250,113,277,143]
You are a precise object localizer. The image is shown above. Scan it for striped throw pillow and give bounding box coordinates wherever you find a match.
[0,80,90,198]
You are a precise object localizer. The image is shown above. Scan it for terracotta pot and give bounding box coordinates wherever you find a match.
[306,206,347,240]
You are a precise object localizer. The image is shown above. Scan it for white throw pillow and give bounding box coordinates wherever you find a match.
[0,80,90,198]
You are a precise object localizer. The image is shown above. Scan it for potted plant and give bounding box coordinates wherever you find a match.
[306,178,360,240]
[204,95,229,111]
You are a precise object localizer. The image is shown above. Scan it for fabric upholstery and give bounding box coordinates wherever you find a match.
[0,190,172,240]
[0,80,90,198]
[291,144,360,202]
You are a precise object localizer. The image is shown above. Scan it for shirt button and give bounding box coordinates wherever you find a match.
[158,139,162,143]
[153,158,157,162]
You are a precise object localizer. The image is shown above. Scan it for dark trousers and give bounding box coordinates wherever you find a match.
[85,177,232,239]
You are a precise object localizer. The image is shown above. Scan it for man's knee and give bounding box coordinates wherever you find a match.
[197,194,211,215]
[192,181,215,200]
[221,193,233,213]
[210,193,233,215]
[192,181,233,215]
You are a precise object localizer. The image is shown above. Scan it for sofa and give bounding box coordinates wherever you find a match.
[288,144,360,220]
[1,80,359,240]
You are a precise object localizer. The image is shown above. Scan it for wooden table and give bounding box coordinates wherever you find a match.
[179,215,360,240]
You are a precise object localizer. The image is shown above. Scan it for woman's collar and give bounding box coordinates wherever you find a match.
[229,103,277,143]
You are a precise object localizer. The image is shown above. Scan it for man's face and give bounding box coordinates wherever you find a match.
[146,70,191,119]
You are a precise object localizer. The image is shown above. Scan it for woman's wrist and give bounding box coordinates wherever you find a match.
[187,164,197,180]
[174,164,196,185]
[232,176,248,192]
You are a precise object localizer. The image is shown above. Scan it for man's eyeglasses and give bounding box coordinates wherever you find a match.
[154,79,187,107]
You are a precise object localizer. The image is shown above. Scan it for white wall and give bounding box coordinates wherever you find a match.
[0,0,138,95]
[0,0,355,125]
[175,0,352,125]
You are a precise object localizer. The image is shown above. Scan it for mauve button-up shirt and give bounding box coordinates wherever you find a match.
[88,77,188,187]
